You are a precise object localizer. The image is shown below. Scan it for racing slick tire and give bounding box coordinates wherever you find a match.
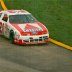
[9,31,14,44]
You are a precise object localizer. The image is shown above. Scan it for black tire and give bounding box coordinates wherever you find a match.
[9,32,14,44]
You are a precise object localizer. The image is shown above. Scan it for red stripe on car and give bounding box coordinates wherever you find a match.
[36,22,46,30]
[11,24,23,33]
[25,24,39,31]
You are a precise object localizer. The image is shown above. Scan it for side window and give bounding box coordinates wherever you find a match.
[2,14,8,22]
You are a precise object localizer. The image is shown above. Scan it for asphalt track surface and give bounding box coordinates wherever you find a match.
[0,36,72,72]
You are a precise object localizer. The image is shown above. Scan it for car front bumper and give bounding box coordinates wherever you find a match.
[14,34,49,45]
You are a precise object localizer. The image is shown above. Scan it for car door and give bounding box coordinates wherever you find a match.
[1,14,10,38]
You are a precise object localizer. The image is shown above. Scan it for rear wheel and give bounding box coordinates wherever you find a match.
[9,32,14,44]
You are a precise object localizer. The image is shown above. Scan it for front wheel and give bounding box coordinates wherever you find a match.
[9,33,14,44]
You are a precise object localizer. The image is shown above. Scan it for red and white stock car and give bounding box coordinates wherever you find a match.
[0,10,49,45]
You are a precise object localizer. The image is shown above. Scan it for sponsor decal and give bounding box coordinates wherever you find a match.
[24,24,42,32]
[4,23,10,35]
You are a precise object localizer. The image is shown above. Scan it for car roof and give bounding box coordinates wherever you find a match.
[3,10,30,15]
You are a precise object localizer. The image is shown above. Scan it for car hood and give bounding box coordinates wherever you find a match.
[11,22,47,34]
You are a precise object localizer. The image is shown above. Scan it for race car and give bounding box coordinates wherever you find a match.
[0,10,49,45]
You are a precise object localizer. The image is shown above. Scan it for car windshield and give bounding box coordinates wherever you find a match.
[9,14,37,24]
